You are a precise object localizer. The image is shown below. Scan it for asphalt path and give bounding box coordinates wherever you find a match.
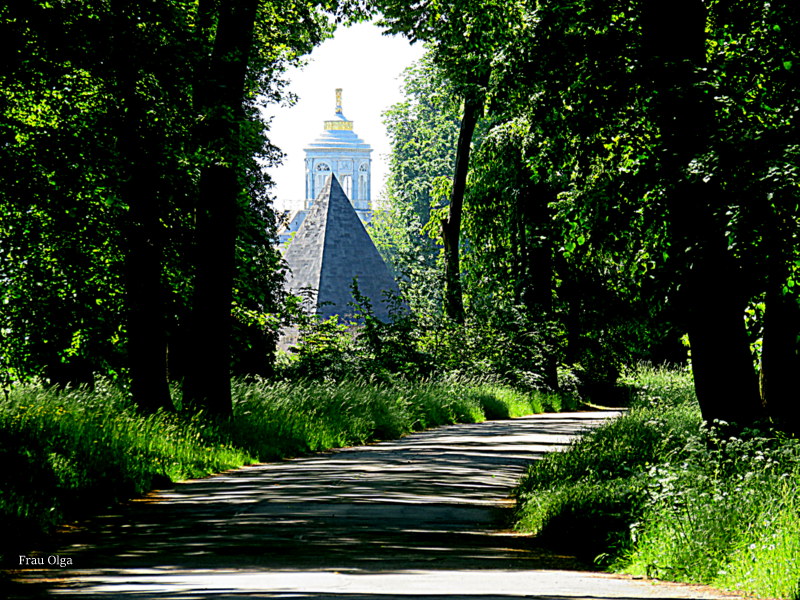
[6,411,745,599]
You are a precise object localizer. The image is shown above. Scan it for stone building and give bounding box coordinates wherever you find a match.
[282,174,400,323]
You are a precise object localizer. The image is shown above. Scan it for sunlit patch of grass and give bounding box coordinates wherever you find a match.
[0,382,252,549]
[514,402,701,565]
[714,498,800,599]
[227,378,559,460]
[625,427,800,598]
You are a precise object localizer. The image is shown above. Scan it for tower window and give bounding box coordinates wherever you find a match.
[359,174,368,201]
[341,174,352,198]
[316,162,330,171]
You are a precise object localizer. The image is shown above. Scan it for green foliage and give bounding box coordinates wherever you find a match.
[371,52,461,317]
[378,42,685,401]
[416,305,561,392]
[0,0,338,403]
[627,428,800,597]
[278,284,583,402]
[380,54,462,225]
[1,376,548,554]
[228,378,506,459]
[618,363,698,411]
[515,365,702,564]
[515,407,701,564]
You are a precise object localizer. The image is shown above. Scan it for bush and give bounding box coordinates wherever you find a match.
[279,288,571,396]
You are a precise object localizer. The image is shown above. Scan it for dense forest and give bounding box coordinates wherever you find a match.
[2,0,799,433]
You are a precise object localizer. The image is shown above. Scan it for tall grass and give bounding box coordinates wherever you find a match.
[514,369,701,563]
[227,378,560,460]
[514,363,800,599]
[626,426,800,598]
[0,382,249,545]
[1,377,556,556]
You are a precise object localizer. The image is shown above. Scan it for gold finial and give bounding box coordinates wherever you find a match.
[335,88,343,115]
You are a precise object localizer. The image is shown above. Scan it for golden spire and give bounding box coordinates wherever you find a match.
[325,87,353,130]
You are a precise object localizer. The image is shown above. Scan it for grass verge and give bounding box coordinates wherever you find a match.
[513,363,800,599]
[1,377,565,558]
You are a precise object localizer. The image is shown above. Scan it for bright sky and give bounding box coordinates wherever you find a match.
[263,21,426,211]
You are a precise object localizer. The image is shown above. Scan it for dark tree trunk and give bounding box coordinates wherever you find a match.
[182,0,259,418]
[680,226,762,425]
[555,253,583,369]
[442,91,484,323]
[124,147,173,413]
[524,184,555,317]
[761,283,800,431]
[520,184,557,390]
[760,211,800,431]
[112,4,172,413]
[511,194,523,306]
[643,0,762,425]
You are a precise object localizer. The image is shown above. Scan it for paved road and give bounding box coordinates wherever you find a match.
[7,411,744,599]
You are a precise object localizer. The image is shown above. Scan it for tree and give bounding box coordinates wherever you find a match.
[180,0,347,416]
[1,1,132,390]
[372,52,461,316]
[491,0,798,424]
[0,0,347,414]
[377,0,519,322]
[180,0,263,417]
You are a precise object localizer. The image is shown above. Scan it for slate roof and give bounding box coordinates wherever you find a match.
[282,174,401,321]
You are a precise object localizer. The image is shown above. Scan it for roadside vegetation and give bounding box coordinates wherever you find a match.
[515,364,800,599]
[0,373,565,557]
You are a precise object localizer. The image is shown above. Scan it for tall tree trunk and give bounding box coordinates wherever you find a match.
[643,0,762,425]
[124,140,173,413]
[677,192,762,425]
[113,4,172,413]
[760,210,800,431]
[521,183,557,390]
[182,0,259,418]
[442,90,484,323]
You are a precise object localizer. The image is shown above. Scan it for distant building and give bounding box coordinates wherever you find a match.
[282,174,401,326]
[278,88,373,245]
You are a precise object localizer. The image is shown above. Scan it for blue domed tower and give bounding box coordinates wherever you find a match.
[304,88,373,221]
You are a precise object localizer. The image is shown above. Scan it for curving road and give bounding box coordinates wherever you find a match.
[7,411,744,599]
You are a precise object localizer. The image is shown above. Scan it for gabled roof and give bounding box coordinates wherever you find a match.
[283,174,401,321]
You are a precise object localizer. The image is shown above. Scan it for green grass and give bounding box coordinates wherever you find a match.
[0,376,557,556]
[0,382,250,546]
[625,427,800,597]
[514,363,800,599]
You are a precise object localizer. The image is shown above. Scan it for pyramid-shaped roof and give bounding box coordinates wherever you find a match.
[283,174,401,321]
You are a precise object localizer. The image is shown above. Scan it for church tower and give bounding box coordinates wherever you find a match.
[304,89,373,222]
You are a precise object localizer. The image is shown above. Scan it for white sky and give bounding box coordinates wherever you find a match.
[263,21,426,211]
